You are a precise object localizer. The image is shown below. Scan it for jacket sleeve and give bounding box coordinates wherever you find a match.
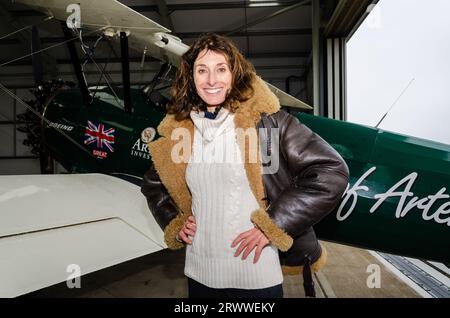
[263,112,349,238]
[141,164,186,249]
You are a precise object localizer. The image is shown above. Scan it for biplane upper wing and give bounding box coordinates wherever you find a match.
[17,0,186,65]
[16,0,312,110]
[0,174,166,297]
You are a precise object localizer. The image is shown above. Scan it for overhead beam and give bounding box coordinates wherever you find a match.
[0,29,312,46]
[324,0,375,37]
[346,0,380,40]
[155,0,302,11]
[155,0,174,32]
[254,64,305,70]
[225,0,311,36]
[10,1,304,16]
[0,2,57,76]
[0,57,158,66]
[181,28,312,39]
[1,52,310,66]
[0,64,306,78]
[3,76,304,89]
[249,51,309,59]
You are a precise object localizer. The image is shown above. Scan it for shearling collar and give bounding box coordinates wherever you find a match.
[155,75,280,138]
[147,75,280,217]
[147,75,293,252]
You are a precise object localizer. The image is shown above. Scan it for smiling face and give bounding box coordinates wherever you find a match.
[193,49,233,108]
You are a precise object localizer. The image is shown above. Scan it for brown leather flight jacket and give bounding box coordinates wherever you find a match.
[141,77,349,278]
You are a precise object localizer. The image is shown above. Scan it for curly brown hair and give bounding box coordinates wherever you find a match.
[167,33,256,120]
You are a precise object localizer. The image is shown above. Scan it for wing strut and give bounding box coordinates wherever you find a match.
[60,22,92,106]
[120,32,132,114]
[31,26,44,85]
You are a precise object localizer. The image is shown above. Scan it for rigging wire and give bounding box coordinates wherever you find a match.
[0,20,153,159]
[0,19,166,169]
[91,38,115,101]
[0,16,54,40]
[82,23,167,31]
[0,81,97,160]
[0,26,107,68]
[78,28,124,109]
[375,78,415,128]
[0,21,109,164]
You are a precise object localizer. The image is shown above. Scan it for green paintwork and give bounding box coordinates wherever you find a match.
[299,113,450,263]
[43,89,450,263]
[43,86,165,178]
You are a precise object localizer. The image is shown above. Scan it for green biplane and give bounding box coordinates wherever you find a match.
[0,0,448,297]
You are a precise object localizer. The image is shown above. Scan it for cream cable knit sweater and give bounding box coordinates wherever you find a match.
[184,108,283,289]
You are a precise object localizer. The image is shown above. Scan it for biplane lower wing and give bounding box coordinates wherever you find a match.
[0,174,166,297]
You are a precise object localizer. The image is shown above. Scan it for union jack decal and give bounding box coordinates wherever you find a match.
[84,120,115,152]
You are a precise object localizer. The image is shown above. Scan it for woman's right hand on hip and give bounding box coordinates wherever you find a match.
[177,215,196,244]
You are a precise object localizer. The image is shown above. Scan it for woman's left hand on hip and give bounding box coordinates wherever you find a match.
[231,227,269,264]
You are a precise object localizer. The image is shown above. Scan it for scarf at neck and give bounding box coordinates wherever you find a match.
[204,106,221,119]
[190,107,235,143]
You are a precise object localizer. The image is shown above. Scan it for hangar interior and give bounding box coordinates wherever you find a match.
[0,0,375,175]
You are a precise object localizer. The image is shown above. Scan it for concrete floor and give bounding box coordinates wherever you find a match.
[24,241,421,298]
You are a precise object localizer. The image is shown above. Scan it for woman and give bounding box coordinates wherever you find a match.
[141,33,349,298]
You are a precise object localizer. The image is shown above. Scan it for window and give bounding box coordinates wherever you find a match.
[346,0,450,145]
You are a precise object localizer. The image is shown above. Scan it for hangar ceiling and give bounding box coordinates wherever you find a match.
[0,0,375,104]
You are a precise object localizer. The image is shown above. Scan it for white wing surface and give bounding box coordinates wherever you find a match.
[0,174,166,297]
